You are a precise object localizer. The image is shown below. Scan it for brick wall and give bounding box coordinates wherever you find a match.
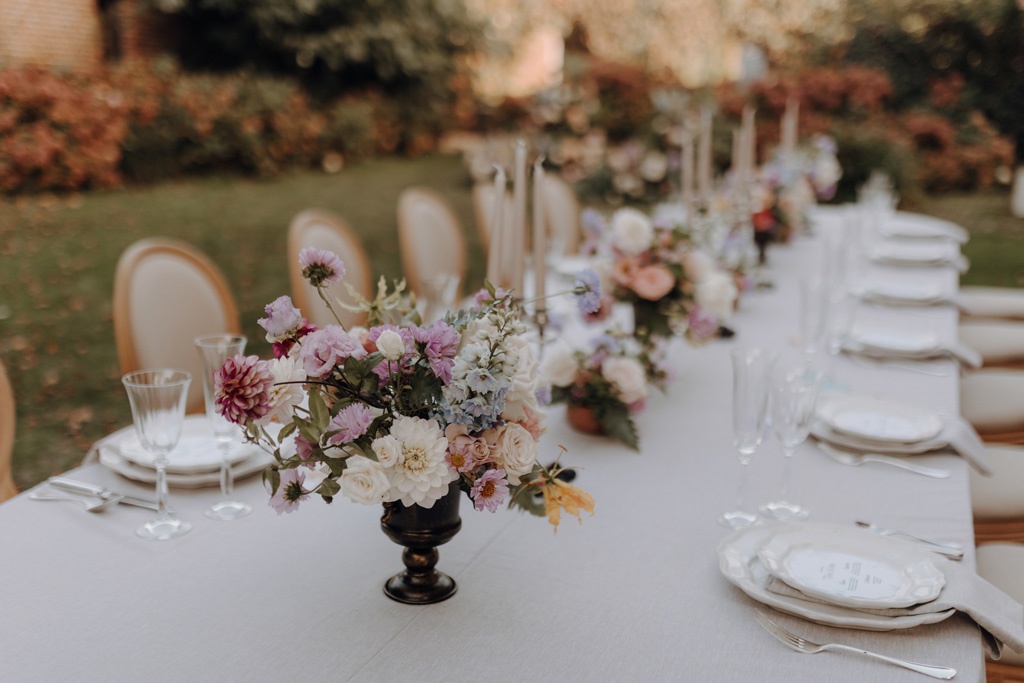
[0,0,102,71]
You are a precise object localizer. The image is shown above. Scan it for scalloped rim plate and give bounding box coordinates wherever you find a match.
[817,397,943,444]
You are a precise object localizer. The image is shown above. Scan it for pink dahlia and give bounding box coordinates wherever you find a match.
[470,468,509,513]
[299,325,367,379]
[215,354,274,425]
[413,320,460,385]
[269,468,308,514]
[298,247,346,287]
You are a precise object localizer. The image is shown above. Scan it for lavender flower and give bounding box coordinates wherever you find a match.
[298,247,346,287]
[413,320,460,385]
[269,468,308,514]
[470,468,510,512]
[258,295,304,343]
[686,305,720,342]
[572,268,602,315]
[327,403,376,445]
[214,354,274,425]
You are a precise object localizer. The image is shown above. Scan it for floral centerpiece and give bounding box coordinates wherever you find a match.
[540,332,669,449]
[593,207,737,344]
[758,134,842,243]
[213,249,595,602]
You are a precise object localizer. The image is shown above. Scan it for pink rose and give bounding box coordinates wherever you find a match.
[630,265,676,301]
[444,423,498,471]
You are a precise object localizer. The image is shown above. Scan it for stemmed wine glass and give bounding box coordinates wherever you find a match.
[760,362,824,521]
[122,369,192,540]
[195,334,252,520]
[718,348,776,529]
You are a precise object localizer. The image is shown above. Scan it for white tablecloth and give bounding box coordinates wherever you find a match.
[0,212,986,682]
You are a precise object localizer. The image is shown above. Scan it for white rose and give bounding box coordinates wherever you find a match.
[376,329,406,361]
[371,434,402,467]
[340,456,391,504]
[496,422,538,485]
[683,250,715,282]
[610,207,654,255]
[601,356,647,405]
[695,271,738,320]
[539,343,578,388]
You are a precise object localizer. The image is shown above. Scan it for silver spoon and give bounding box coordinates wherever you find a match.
[855,520,964,560]
[30,489,124,512]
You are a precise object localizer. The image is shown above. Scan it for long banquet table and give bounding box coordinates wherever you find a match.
[0,211,987,682]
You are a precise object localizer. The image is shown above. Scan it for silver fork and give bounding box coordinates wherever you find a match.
[817,443,951,479]
[753,609,956,679]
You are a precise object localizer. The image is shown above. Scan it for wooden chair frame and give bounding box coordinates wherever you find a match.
[288,209,373,328]
[987,660,1024,683]
[397,187,467,300]
[0,361,17,503]
[113,237,241,414]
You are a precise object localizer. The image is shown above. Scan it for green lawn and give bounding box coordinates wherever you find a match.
[2,154,1022,490]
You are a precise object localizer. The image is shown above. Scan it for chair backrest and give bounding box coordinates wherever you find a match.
[541,173,581,256]
[471,182,514,254]
[397,187,467,300]
[0,360,17,504]
[113,238,241,414]
[288,209,373,330]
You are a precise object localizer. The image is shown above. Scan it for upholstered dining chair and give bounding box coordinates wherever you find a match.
[975,543,1024,683]
[288,209,373,330]
[541,173,581,256]
[971,444,1024,544]
[471,181,514,253]
[0,360,17,504]
[397,187,467,306]
[960,320,1024,368]
[958,286,1024,321]
[961,369,1024,444]
[113,238,241,414]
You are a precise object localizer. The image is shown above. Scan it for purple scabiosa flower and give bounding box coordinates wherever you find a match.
[686,305,720,343]
[299,325,367,379]
[269,468,308,514]
[470,468,509,512]
[214,354,274,425]
[572,268,602,315]
[298,247,346,287]
[413,321,460,385]
[258,295,304,343]
[327,403,375,445]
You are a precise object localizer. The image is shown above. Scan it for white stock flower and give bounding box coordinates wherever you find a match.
[610,207,654,255]
[385,416,455,508]
[683,250,716,282]
[371,434,402,468]
[258,355,306,425]
[496,422,538,485]
[376,329,406,361]
[695,271,738,320]
[340,456,391,504]
[601,356,647,405]
[539,343,578,388]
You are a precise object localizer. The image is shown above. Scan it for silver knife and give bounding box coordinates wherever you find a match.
[48,478,160,511]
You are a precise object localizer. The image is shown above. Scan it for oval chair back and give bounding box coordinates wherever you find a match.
[0,360,17,503]
[397,188,467,303]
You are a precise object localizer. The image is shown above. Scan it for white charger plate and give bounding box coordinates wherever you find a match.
[757,524,945,609]
[717,524,955,631]
[817,397,943,444]
[871,243,954,265]
[110,415,253,474]
[850,329,940,355]
[881,215,967,243]
[863,282,946,304]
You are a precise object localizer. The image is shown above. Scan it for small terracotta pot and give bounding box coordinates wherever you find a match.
[566,404,605,436]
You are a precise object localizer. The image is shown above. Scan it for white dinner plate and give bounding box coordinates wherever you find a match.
[99,445,272,489]
[863,282,946,304]
[881,214,968,243]
[110,415,254,474]
[849,329,940,355]
[757,524,945,609]
[717,524,956,631]
[811,420,948,455]
[817,397,943,444]
[871,243,953,266]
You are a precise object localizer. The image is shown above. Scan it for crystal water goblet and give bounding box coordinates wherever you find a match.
[799,278,829,359]
[718,348,776,529]
[122,369,192,540]
[760,362,824,521]
[195,334,252,520]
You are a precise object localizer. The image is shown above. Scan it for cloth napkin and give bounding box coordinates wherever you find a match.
[843,339,983,369]
[813,416,992,476]
[766,558,1024,659]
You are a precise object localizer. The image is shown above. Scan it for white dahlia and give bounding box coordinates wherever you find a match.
[385,416,456,508]
[258,355,307,426]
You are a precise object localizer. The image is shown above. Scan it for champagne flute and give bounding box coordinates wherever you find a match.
[122,369,192,540]
[195,334,252,520]
[760,362,824,521]
[718,348,775,529]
